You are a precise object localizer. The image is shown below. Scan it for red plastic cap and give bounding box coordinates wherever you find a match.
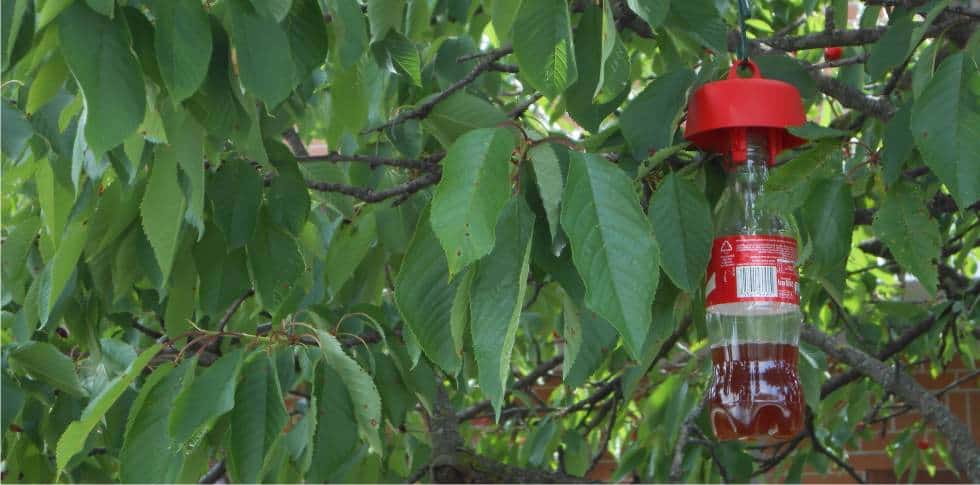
[684,60,807,165]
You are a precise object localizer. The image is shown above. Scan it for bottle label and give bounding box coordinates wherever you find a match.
[705,235,799,307]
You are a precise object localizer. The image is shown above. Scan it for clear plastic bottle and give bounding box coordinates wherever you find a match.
[705,128,804,442]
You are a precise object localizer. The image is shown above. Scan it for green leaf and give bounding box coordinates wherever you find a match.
[161,106,207,239]
[882,104,914,186]
[394,207,461,374]
[247,211,307,312]
[141,146,186,286]
[163,238,197,338]
[489,0,520,42]
[307,363,358,482]
[226,0,297,107]
[561,294,617,388]
[194,225,251,318]
[648,172,712,292]
[911,52,980,208]
[27,55,70,115]
[787,123,849,140]
[798,343,826,411]
[512,0,577,98]
[228,353,289,483]
[865,12,914,79]
[620,69,694,161]
[59,3,146,153]
[379,31,421,86]
[1,373,25,433]
[121,362,194,483]
[267,157,311,235]
[528,142,567,243]
[209,160,263,249]
[41,213,89,325]
[594,0,629,103]
[168,349,245,446]
[152,0,212,102]
[430,127,516,275]
[627,0,669,29]
[565,5,629,133]
[1,102,32,160]
[753,54,817,100]
[562,431,591,477]
[329,0,368,68]
[561,152,659,358]
[470,198,535,419]
[85,0,113,16]
[449,269,473,363]
[314,330,383,454]
[56,344,161,472]
[249,0,292,21]
[36,0,73,31]
[802,177,853,272]
[8,342,87,397]
[422,91,507,147]
[367,0,404,41]
[667,0,727,55]
[762,142,836,212]
[325,213,377,296]
[285,0,329,77]
[872,182,941,296]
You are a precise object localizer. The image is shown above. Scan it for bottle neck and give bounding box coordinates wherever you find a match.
[726,129,771,196]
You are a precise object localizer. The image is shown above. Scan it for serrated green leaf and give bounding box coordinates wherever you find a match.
[141,146,186,286]
[329,0,368,68]
[648,173,712,292]
[667,0,727,55]
[762,142,836,212]
[561,294,617,388]
[8,342,87,397]
[872,183,941,295]
[802,177,853,272]
[120,361,194,483]
[379,30,421,86]
[26,54,69,115]
[208,160,262,249]
[194,224,252,318]
[470,198,534,419]
[620,69,694,160]
[882,104,914,186]
[168,349,245,445]
[152,0,212,102]
[528,142,567,243]
[628,0,668,29]
[561,152,659,358]
[314,330,383,454]
[422,91,507,147]
[247,211,306,312]
[249,0,292,21]
[228,353,289,483]
[267,157,311,235]
[325,213,376,296]
[489,0,520,42]
[56,344,161,472]
[394,207,461,374]
[59,3,146,153]
[161,106,207,239]
[911,52,980,208]
[285,0,329,77]
[431,127,516,275]
[41,213,89,325]
[1,102,32,160]
[307,362,358,482]
[226,0,297,106]
[163,237,197,338]
[753,54,817,100]
[594,0,629,103]
[367,0,404,41]
[866,12,914,79]
[512,0,577,98]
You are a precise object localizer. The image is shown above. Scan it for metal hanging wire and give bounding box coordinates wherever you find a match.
[736,0,752,62]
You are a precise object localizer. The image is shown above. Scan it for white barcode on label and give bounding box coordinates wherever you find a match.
[736,265,777,298]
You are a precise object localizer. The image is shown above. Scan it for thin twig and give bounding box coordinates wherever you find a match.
[297,151,444,170]
[199,460,226,484]
[307,170,442,203]
[363,47,514,134]
[217,289,255,333]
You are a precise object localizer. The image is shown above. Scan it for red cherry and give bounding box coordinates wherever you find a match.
[824,47,843,61]
[916,438,930,450]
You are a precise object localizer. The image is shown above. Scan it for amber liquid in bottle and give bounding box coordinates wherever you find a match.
[708,343,805,442]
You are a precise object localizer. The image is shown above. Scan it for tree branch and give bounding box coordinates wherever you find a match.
[363,46,514,134]
[307,169,442,203]
[801,324,980,481]
[199,460,226,484]
[296,151,444,170]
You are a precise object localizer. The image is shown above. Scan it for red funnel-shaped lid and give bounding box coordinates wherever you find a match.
[685,60,806,165]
